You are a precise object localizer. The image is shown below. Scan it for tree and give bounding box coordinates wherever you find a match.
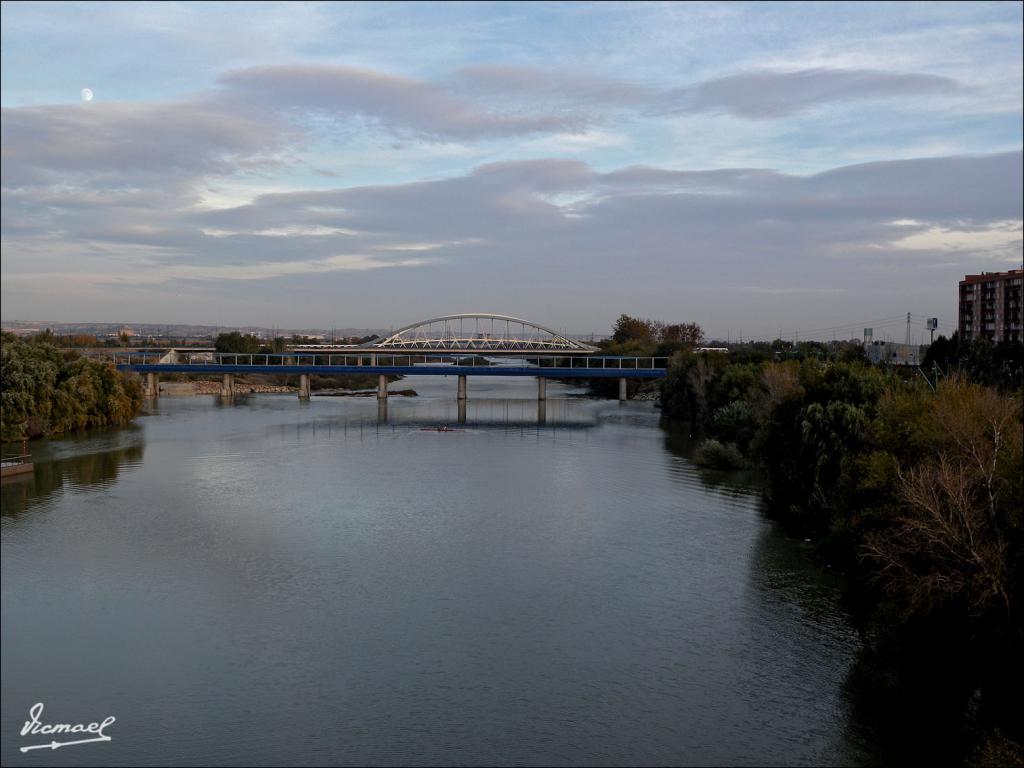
[923,333,1024,391]
[31,329,56,346]
[863,377,1022,745]
[869,454,1011,615]
[661,322,704,345]
[612,314,657,345]
[215,332,262,354]
[1,333,142,440]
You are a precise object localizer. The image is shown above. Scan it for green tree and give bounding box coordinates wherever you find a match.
[215,332,262,354]
[1,332,142,440]
[660,322,704,345]
[611,314,657,346]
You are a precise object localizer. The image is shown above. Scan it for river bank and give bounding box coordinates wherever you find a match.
[165,380,419,396]
[657,351,1023,766]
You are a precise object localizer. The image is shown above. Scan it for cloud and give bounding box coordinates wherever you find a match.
[0,62,971,200]
[802,151,1022,220]
[450,64,963,121]
[213,150,1023,279]
[667,68,960,119]
[890,220,1022,257]
[29,149,1019,274]
[4,254,428,290]
[451,64,655,105]
[0,52,1011,332]
[128,253,430,283]
[738,286,848,295]
[219,64,586,140]
[0,100,285,190]
[3,150,1020,332]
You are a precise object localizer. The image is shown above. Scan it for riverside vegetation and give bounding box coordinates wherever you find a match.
[211,331,385,392]
[599,314,1021,765]
[1,331,143,442]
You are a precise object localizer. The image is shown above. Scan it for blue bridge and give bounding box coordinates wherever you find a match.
[112,313,669,401]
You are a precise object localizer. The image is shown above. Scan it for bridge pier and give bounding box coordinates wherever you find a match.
[144,372,159,398]
[377,374,388,399]
[537,376,546,401]
[221,373,235,398]
[537,399,546,425]
[298,373,311,399]
[619,377,628,402]
[457,375,467,401]
[457,398,467,424]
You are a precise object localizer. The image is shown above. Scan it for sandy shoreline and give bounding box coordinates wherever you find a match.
[161,381,417,396]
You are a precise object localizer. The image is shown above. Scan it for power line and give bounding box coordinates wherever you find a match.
[744,315,942,343]
[741,314,916,342]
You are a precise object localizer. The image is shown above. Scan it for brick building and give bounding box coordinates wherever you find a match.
[958,269,1023,343]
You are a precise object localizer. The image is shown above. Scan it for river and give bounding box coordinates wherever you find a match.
[2,376,886,766]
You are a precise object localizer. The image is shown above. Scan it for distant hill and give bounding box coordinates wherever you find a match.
[0,320,387,341]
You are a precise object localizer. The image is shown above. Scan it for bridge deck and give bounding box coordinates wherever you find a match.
[120,364,666,379]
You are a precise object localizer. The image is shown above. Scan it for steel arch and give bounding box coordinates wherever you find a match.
[372,313,596,352]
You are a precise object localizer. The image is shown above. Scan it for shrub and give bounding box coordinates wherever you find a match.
[693,439,748,470]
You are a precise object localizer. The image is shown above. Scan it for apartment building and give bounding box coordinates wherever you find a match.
[958,268,1023,343]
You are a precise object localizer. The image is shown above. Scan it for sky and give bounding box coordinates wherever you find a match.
[1,1,1021,341]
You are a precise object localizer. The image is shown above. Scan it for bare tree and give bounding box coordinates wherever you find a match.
[867,457,1010,616]
[865,378,1021,618]
[761,361,801,405]
[932,382,1019,523]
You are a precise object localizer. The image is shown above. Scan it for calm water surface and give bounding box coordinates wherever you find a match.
[3,377,880,765]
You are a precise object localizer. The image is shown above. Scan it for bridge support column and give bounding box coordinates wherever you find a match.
[370,353,377,366]
[618,377,628,402]
[457,398,467,425]
[377,374,388,399]
[221,373,234,398]
[298,373,311,399]
[537,376,546,401]
[457,375,467,401]
[145,372,159,398]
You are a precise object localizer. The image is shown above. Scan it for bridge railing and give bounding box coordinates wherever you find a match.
[114,352,670,370]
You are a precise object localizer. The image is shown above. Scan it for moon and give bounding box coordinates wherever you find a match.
[81,88,93,102]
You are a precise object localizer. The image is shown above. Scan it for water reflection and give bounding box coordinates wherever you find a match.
[1,441,144,517]
[656,419,884,764]
[212,393,248,407]
[659,423,762,497]
[354,395,589,430]
[662,419,955,767]
[737,519,872,764]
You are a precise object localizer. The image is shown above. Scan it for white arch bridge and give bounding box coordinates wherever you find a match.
[113,313,668,404]
[305,313,598,354]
